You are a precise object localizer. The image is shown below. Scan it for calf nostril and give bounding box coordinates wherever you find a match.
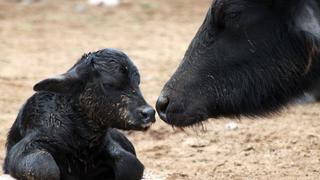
[156,96,169,117]
[140,107,156,122]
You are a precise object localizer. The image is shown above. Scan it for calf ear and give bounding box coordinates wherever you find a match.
[33,70,84,94]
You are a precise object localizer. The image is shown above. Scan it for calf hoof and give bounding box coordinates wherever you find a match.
[9,151,60,180]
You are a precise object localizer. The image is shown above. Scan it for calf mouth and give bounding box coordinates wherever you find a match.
[125,113,156,131]
[127,120,155,131]
[139,121,154,131]
[132,105,156,131]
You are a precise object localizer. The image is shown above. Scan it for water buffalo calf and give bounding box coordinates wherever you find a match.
[157,0,320,126]
[3,49,155,180]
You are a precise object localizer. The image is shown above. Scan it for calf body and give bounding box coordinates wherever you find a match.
[3,49,155,180]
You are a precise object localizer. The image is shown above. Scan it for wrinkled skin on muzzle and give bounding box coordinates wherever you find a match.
[157,0,320,127]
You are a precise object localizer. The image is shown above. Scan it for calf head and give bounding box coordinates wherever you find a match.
[34,48,155,131]
[157,0,320,127]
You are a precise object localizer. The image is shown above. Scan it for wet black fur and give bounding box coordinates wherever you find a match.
[157,0,320,127]
[3,49,154,180]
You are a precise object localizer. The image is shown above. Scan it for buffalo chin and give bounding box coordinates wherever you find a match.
[162,113,208,127]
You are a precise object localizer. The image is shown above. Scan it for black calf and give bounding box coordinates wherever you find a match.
[3,48,155,180]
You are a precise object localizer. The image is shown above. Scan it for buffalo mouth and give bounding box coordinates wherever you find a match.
[156,94,209,127]
[158,110,208,127]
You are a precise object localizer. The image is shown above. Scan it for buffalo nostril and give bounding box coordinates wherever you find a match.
[156,96,169,120]
[139,107,156,123]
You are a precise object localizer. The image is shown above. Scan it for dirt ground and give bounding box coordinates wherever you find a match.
[1,0,320,179]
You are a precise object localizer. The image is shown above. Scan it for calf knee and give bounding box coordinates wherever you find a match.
[7,150,60,180]
[114,153,144,180]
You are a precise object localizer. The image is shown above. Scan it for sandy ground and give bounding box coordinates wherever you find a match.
[1,0,320,179]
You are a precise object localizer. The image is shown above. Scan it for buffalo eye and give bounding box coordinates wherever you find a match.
[213,1,241,31]
[215,11,241,30]
[224,12,241,28]
[213,3,226,30]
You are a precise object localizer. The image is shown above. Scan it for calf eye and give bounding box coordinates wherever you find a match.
[103,82,115,88]
[120,66,128,74]
[100,77,120,89]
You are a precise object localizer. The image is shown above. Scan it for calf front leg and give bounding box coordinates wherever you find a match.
[105,129,144,180]
[4,137,60,180]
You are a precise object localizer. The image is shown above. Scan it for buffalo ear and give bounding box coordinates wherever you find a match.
[261,0,274,7]
[260,0,303,10]
[33,71,84,94]
[294,1,320,38]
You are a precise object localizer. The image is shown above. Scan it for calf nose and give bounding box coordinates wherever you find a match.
[139,106,156,124]
[156,96,169,120]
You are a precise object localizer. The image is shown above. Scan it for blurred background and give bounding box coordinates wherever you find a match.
[1,0,320,179]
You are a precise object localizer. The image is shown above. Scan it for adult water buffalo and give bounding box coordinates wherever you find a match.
[156,0,320,126]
